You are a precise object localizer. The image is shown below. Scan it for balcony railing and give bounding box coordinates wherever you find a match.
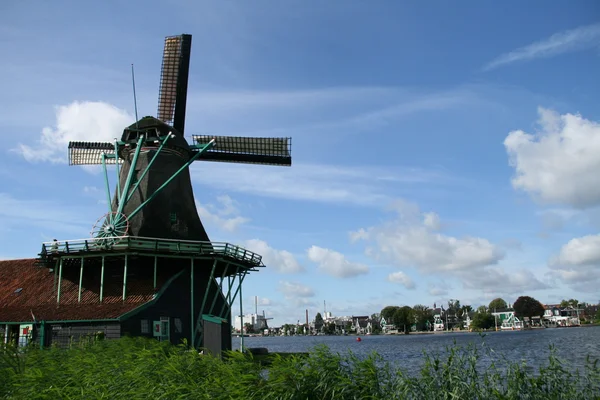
[39,236,263,267]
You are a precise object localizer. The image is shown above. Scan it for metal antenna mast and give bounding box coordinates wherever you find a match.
[131,64,139,128]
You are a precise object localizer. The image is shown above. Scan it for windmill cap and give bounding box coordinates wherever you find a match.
[122,116,190,151]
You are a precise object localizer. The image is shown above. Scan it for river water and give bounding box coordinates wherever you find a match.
[242,326,600,372]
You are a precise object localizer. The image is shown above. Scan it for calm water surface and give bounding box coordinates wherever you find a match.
[242,326,600,372]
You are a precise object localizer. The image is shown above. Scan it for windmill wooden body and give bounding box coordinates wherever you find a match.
[0,34,291,355]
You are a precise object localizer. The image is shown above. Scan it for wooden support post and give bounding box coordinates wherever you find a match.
[190,258,195,349]
[100,256,105,303]
[122,254,128,301]
[78,258,84,302]
[154,256,158,289]
[57,258,63,304]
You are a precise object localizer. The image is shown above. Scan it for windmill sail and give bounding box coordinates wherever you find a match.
[157,34,192,135]
[192,135,292,166]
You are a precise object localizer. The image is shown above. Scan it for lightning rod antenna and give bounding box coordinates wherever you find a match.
[131,64,139,128]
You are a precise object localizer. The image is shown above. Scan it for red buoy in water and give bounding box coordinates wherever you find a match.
[356,337,362,342]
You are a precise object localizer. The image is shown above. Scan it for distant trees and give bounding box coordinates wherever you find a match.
[244,323,254,334]
[560,299,579,308]
[513,296,545,319]
[413,305,434,331]
[393,306,414,334]
[324,322,336,335]
[315,312,324,332]
[489,298,508,311]
[381,306,400,322]
[471,312,495,330]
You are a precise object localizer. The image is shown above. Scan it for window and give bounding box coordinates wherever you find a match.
[141,320,149,334]
[174,318,182,333]
[170,212,177,224]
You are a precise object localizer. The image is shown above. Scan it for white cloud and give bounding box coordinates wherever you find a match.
[196,195,250,232]
[245,239,304,273]
[484,23,600,70]
[307,245,369,278]
[423,212,441,230]
[191,163,447,207]
[548,234,600,292]
[461,268,549,294]
[352,200,504,274]
[278,281,315,298]
[505,108,600,208]
[386,271,415,289]
[552,234,600,266]
[428,285,448,297]
[14,101,134,163]
[257,297,274,306]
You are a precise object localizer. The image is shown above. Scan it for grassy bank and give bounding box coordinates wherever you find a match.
[1,337,599,399]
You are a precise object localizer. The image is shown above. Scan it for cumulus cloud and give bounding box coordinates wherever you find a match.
[505,108,600,208]
[307,246,369,278]
[386,271,415,289]
[351,200,504,273]
[484,23,600,70]
[14,101,133,163]
[552,234,600,266]
[197,195,250,232]
[278,281,315,298]
[245,239,304,273]
[461,268,549,294]
[548,234,600,293]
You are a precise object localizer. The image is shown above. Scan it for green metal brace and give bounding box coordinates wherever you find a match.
[115,136,145,220]
[195,259,218,348]
[217,267,237,318]
[125,133,173,203]
[208,264,230,316]
[101,154,112,214]
[114,138,121,200]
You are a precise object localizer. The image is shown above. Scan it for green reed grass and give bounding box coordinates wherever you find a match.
[1,337,598,399]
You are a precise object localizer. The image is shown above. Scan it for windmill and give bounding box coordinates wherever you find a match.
[68,34,292,247]
[32,34,293,353]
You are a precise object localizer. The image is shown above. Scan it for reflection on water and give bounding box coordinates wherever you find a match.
[243,326,600,371]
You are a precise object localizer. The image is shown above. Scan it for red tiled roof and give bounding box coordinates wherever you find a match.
[0,258,165,323]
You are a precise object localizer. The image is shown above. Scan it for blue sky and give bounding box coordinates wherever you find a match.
[1,1,600,325]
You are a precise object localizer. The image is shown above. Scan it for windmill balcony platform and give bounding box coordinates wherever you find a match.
[39,236,263,269]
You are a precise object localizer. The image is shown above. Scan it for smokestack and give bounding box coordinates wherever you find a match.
[324,300,327,315]
[306,309,309,327]
[255,296,258,315]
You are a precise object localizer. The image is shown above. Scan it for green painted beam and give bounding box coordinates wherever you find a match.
[114,139,122,200]
[125,133,173,203]
[115,136,145,218]
[101,154,112,214]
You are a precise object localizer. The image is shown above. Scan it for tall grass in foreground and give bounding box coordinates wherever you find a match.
[1,337,598,399]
